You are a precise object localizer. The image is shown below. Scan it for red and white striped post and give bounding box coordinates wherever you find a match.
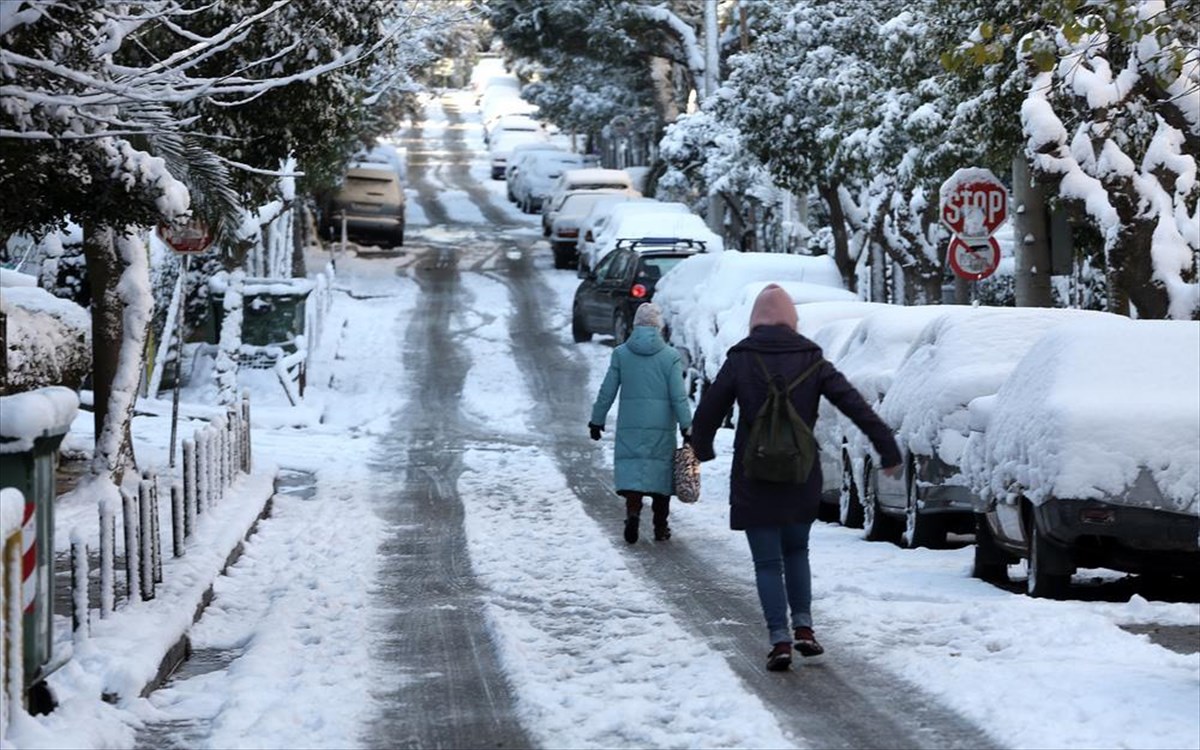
[20,497,36,621]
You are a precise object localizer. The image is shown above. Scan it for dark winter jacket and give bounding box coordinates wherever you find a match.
[691,324,901,529]
[592,325,694,496]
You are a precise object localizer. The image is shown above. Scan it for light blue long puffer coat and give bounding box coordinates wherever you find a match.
[591,325,693,496]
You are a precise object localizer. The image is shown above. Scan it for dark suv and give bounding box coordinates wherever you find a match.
[571,238,704,343]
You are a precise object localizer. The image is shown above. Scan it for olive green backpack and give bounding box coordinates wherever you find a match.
[742,354,823,484]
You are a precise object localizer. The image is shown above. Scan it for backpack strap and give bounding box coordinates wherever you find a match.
[752,353,823,393]
[786,359,824,394]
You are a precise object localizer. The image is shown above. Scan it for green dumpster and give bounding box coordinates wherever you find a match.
[0,386,79,698]
[209,276,314,349]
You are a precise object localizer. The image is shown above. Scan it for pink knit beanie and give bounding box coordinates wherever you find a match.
[749,284,798,331]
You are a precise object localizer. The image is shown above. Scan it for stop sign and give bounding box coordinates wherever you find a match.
[940,168,1008,238]
[158,218,212,254]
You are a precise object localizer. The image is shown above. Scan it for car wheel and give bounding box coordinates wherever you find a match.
[862,458,901,543]
[1026,507,1072,599]
[972,513,1012,584]
[838,450,864,528]
[613,311,632,344]
[393,222,405,248]
[572,306,592,343]
[903,459,946,548]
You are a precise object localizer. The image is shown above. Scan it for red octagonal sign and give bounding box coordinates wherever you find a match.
[940,168,1008,239]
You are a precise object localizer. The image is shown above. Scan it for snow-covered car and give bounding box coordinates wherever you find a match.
[655,252,848,394]
[504,143,564,198]
[575,201,689,270]
[320,162,406,247]
[541,168,639,235]
[548,192,641,269]
[871,306,1118,549]
[510,152,588,214]
[830,305,974,535]
[961,318,1200,598]
[485,113,542,146]
[582,208,722,274]
[489,129,550,180]
[574,197,657,264]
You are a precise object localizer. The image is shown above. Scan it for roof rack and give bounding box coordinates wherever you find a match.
[614,237,708,252]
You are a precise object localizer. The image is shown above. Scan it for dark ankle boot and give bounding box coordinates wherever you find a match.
[624,516,639,544]
[652,495,670,541]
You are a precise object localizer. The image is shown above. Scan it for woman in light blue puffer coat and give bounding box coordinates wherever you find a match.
[589,302,693,544]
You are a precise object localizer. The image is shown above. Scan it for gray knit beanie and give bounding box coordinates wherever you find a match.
[633,302,663,329]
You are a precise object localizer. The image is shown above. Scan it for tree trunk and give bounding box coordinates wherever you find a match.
[84,225,121,444]
[1109,218,1165,318]
[84,225,154,484]
[1012,156,1054,307]
[818,182,855,291]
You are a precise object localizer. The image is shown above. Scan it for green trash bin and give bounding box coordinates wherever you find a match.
[0,386,79,699]
[209,276,314,349]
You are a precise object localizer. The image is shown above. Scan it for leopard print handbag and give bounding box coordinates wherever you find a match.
[673,444,701,504]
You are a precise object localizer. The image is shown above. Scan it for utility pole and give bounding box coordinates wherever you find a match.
[703,0,718,99]
[704,0,725,241]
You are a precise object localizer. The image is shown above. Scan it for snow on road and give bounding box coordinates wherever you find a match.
[459,446,798,749]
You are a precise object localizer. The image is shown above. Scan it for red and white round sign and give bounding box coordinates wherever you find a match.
[158,219,213,254]
[940,169,1008,239]
[947,236,1001,281]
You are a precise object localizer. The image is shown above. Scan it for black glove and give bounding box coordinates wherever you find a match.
[680,426,692,444]
[588,422,604,441]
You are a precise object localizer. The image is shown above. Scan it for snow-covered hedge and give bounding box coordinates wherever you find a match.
[1,270,90,393]
[962,319,1200,511]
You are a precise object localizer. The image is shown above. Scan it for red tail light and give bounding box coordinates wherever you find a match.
[631,283,648,298]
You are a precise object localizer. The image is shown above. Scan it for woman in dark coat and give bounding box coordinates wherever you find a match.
[691,284,901,671]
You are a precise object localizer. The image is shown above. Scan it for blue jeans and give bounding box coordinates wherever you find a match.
[745,523,813,646]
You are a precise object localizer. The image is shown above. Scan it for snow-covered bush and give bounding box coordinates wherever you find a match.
[1,270,90,393]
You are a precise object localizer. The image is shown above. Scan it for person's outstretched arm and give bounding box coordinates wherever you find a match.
[690,358,736,462]
[818,362,902,470]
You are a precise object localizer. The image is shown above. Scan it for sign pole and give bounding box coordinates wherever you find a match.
[168,255,189,468]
